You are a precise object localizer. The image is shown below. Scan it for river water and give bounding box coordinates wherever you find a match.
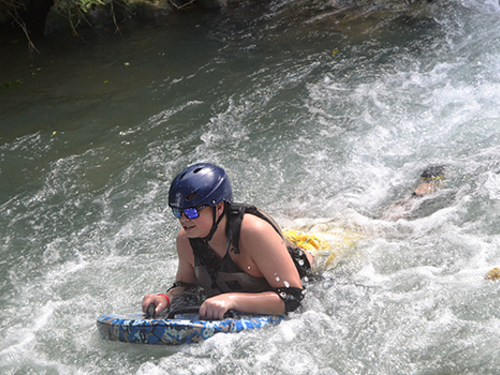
[2,0,500,373]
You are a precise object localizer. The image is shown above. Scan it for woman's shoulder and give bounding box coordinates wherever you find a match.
[240,211,281,240]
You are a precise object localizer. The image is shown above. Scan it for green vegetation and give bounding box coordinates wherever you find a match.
[50,0,163,34]
[52,0,124,36]
[51,0,143,18]
[1,79,23,89]
[1,0,171,51]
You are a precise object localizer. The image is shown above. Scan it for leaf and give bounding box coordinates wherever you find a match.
[1,80,23,89]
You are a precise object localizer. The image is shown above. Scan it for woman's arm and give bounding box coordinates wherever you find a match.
[142,230,197,315]
[199,291,285,319]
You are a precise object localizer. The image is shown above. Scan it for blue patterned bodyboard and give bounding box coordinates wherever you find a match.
[97,312,284,345]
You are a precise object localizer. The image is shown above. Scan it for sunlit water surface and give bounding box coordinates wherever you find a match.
[2,0,500,373]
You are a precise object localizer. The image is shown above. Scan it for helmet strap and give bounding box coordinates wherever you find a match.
[201,203,228,242]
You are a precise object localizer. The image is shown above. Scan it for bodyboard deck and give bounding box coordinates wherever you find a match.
[97,312,284,345]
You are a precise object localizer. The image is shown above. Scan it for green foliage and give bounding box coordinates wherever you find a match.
[1,79,23,89]
[0,0,166,46]
[78,0,106,12]
[48,0,128,36]
[53,0,111,13]
[52,0,160,13]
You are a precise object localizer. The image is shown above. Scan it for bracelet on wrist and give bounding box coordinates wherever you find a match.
[157,293,170,307]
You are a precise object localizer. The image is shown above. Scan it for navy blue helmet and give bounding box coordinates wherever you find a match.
[168,163,233,209]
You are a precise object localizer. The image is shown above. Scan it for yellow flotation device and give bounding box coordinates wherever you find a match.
[283,227,362,270]
[284,230,334,264]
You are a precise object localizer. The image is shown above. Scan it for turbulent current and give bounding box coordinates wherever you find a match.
[2,0,500,373]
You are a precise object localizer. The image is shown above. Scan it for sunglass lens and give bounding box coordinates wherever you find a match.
[172,208,182,219]
[183,207,199,219]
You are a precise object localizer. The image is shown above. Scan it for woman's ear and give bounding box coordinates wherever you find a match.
[216,202,225,216]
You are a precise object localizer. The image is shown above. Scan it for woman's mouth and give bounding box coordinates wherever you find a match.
[183,224,195,232]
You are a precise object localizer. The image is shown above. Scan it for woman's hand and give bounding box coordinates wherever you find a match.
[142,294,169,316]
[199,294,236,319]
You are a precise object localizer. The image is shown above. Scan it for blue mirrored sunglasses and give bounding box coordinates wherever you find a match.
[172,205,207,220]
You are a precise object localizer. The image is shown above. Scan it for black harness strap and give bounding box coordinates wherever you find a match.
[226,204,282,254]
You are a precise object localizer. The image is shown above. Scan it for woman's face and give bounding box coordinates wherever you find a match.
[179,205,214,238]
[413,179,443,197]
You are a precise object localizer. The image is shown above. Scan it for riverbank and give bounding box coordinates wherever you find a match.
[0,0,224,47]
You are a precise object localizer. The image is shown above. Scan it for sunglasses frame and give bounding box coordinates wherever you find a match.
[172,205,207,220]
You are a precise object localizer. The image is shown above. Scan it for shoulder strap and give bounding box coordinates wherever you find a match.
[189,237,220,271]
[226,203,282,254]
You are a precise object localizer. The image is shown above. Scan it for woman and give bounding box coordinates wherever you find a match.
[142,163,313,319]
